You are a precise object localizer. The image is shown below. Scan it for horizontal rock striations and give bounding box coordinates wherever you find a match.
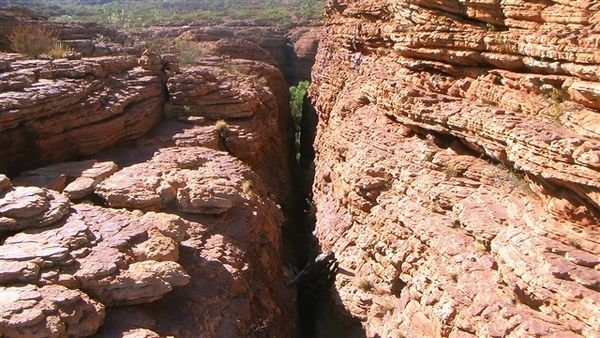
[165,58,294,203]
[143,20,320,83]
[310,0,600,337]
[1,16,298,338]
[0,53,165,176]
[0,7,137,57]
[0,174,190,337]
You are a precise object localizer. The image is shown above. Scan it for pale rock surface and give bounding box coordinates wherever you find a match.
[311,0,600,337]
[0,284,105,338]
[0,185,70,232]
[14,159,119,200]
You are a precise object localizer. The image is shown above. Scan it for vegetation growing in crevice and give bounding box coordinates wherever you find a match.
[290,80,310,162]
[543,87,568,121]
[175,40,207,65]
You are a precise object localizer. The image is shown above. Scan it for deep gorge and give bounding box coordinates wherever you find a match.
[1,1,599,337]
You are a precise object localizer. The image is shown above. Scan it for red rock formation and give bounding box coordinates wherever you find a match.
[144,21,289,68]
[165,58,294,203]
[0,53,165,175]
[143,21,321,83]
[286,26,321,83]
[0,7,137,57]
[311,0,600,337]
[0,25,297,336]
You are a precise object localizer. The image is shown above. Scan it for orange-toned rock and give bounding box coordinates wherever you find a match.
[164,59,294,203]
[286,26,321,83]
[0,55,164,176]
[14,159,118,200]
[311,0,600,336]
[0,16,297,337]
[0,284,104,338]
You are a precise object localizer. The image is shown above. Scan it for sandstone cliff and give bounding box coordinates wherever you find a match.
[143,21,319,84]
[310,1,600,337]
[0,14,299,337]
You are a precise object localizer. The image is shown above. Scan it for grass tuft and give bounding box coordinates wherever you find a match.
[9,26,59,57]
[215,119,229,132]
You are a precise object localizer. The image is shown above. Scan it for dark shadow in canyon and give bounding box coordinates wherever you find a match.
[287,87,366,338]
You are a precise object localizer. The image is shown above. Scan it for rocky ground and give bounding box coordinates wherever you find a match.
[310,0,599,337]
[0,7,322,338]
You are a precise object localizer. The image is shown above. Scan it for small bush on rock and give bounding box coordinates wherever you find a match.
[48,41,75,59]
[9,26,58,57]
[175,40,207,65]
[9,26,74,58]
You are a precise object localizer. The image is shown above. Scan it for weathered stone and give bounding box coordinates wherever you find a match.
[286,26,320,83]
[0,284,104,338]
[96,147,241,213]
[0,186,70,232]
[14,159,119,200]
[0,261,40,284]
[0,204,191,306]
[0,174,12,193]
[0,56,163,176]
[122,328,162,338]
[164,60,293,202]
[310,1,600,336]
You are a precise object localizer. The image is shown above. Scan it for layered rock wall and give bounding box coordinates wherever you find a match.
[0,17,298,338]
[0,8,137,56]
[0,53,164,175]
[311,1,600,337]
[144,21,320,83]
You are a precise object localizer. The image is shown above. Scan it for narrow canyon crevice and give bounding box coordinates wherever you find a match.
[1,1,599,338]
[0,8,322,337]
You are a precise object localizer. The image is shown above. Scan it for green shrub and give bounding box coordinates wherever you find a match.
[289,81,310,161]
[543,87,567,121]
[48,41,75,58]
[28,0,326,29]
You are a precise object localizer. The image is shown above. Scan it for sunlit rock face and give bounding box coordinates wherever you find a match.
[0,11,298,337]
[310,1,600,337]
[0,53,164,176]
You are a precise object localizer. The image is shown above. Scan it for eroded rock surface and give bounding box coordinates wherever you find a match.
[165,58,294,202]
[14,160,118,200]
[311,0,600,337]
[0,53,165,175]
[286,26,321,83]
[0,22,297,336]
[0,284,104,338]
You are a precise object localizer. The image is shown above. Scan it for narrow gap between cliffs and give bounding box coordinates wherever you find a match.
[285,82,365,338]
[285,79,320,338]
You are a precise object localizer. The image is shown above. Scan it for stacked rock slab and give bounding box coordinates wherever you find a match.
[0,52,164,176]
[91,57,297,336]
[310,1,599,337]
[0,7,136,56]
[0,20,296,335]
[143,21,320,83]
[0,173,191,337]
